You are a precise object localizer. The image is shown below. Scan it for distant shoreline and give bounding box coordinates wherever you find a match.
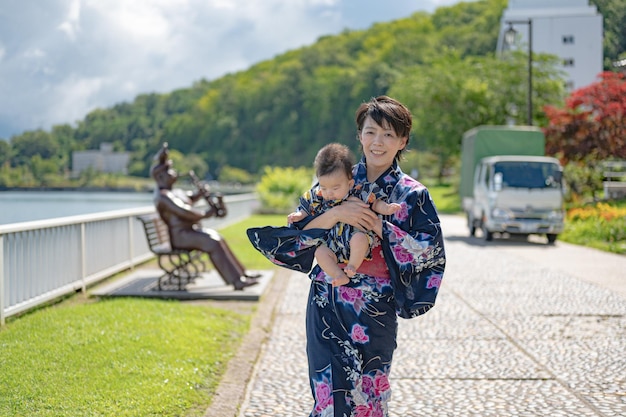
[0,183,255,195]
[0,186,152,193]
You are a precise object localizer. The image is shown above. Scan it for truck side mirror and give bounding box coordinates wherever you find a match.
[554,170,563,184]
[494,172,503,191]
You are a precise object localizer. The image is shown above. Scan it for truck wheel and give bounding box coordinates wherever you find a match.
[547,234,557,244]
[467,213,476,236]
[482,224,493,241]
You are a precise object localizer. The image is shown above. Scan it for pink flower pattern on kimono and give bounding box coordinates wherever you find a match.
[392,244,413,264]
[354,403,385,417]
[373,373,390,396]
[313,379,333,413]
[350,324,369,344]
[427,273,443,289]
[361,375,374,395]
[354,405,373,417]
[393,202,409,222]
[352,369,391,416]
[338,286,366,314]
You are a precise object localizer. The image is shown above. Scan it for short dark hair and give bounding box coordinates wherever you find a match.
[355,95,412,161]
[314,143,355,179]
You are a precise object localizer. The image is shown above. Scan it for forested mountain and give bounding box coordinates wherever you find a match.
[1,0,624,185]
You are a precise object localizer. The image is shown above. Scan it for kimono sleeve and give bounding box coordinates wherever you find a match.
[246,225,326,273]
[245,185,327,273]
[381,182,446,319]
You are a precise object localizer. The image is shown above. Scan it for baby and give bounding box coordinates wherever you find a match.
[289,143,400,286]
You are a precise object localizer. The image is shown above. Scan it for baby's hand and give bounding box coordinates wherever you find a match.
[287,210,305,224]
[388,203,402,213]
[372,200,403,216]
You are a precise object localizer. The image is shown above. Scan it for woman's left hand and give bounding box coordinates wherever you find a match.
[343,197,383,237]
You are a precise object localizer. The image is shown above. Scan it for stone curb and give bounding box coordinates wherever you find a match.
[202,268,288,417]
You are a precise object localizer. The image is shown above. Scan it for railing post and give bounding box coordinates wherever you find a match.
[80,222,87,293]
[1,234,5,326]
[128,216,135,270]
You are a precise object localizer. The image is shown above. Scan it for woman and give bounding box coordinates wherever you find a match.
[299,96,445,416]
[248,95,446,416]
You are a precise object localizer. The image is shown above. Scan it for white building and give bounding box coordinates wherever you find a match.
[497,0,603,90]
[72,142,130,176]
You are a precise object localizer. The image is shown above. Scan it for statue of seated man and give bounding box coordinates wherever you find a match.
[150,143,259,290]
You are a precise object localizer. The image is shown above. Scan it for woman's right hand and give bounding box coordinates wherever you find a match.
[304,197,379,232]
[334,197,379,230]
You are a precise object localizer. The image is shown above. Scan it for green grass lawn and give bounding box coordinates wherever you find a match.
[426,183,461,214]
[0,214,285,417]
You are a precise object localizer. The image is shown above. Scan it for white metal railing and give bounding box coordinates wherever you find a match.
[0,193,258,325]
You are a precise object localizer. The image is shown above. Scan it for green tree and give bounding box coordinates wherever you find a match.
[432,0,507,57]
[29,155,60,186]
[392,50,565,180]
[11,130,60,165]
[0,140,11,167]
[589,0,626,69]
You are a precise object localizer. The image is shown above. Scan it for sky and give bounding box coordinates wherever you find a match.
[0,0,468,139]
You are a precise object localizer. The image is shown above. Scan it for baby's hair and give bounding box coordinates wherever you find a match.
[314,143,355,179]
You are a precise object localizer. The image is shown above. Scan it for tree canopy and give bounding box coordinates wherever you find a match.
[544,71,626,164]
[1,0,624,187]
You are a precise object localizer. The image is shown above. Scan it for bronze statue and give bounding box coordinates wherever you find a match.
[150,143,259,290]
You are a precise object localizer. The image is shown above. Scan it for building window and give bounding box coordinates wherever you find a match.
[563,58,575,67]
[565,80,575,90]
[562,35,575,44]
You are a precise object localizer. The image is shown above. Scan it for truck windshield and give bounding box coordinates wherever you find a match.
[493,161,561,189]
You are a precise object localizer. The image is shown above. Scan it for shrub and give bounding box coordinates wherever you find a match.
[256,166,314,213]
[562,201,626,254]
[562,161,604,202]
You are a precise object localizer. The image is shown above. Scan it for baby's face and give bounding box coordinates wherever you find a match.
[318,170,354,201]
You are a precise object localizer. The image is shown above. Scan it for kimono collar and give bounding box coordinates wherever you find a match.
[354,156,402,187]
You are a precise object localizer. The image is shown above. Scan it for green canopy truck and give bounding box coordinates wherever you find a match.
[460,125,564,243]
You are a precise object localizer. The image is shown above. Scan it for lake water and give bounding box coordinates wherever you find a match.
[0,191,155,225]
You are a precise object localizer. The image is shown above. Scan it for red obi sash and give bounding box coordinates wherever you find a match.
[339,245,390,279]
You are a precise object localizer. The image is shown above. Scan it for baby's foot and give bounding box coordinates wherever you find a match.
[331,275,350,287]
[344,264,357,278]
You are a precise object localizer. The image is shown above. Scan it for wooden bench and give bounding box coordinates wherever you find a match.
[602,161,626,199]
[136,213,206,290]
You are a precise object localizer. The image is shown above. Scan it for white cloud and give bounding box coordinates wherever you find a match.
[57,0,81,41]
[0,0,465,139]
[50,75,105,122]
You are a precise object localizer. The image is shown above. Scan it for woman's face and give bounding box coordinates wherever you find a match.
[359,116,407,178]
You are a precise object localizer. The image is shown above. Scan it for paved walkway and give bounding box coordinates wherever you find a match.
[208,214,626,417]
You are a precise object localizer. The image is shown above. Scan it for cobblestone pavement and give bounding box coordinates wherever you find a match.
[237,214,626,417]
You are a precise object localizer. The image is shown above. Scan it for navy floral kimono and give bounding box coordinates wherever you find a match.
[247,158,446,417]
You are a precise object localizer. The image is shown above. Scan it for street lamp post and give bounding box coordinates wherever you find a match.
[504,19,533,126]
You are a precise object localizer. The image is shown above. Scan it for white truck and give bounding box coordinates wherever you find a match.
[460,126,565,243]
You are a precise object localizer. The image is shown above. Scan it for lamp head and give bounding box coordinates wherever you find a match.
[504,24,517,47]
